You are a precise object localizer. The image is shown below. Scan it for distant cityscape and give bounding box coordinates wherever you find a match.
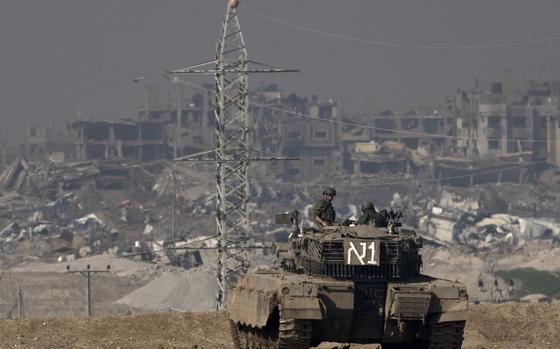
[4,77,560,187]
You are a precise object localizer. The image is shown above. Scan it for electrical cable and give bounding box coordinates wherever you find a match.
[359,160,546,187]
[0,75,158,109]
[244,6,560,51]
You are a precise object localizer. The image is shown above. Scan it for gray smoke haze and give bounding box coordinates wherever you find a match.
[1,0,559,144]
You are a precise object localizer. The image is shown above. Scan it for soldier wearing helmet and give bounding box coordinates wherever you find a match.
[356,200,388,227]
[313,187,336,227]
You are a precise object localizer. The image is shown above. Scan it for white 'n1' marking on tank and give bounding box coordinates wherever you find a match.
[347,241,377,265]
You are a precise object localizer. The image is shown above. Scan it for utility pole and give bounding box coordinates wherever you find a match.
[67,265,111,317]
[171,163,177,245]
[17,286,24,319]
[1,144,6,171]
[0,132,7,171]
[166,0,298,309]
[175,83,183,158]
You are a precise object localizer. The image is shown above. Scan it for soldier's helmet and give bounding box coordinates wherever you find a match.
[323,187,336,197]
[361,200,374,212]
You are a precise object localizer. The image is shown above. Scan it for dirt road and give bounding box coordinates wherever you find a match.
[0,303,558,349]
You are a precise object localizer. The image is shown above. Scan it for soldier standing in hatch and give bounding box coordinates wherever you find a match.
[356,200,389,227]
[356,201,376,225]
[313,188,336,227]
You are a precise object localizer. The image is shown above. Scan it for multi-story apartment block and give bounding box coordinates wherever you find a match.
[454,80,560,166]
[251,86,341,181]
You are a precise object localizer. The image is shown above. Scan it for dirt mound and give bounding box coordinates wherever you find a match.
[1,303,559,349]
[115,267,218,312]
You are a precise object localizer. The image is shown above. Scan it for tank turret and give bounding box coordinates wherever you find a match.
[276,210,422,280]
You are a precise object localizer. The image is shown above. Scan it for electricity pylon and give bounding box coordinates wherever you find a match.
[167,1,297,308]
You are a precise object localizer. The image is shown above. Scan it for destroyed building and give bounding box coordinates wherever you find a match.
[16,78,560,187]
[25,126,76,162]
[354,108,454,151]
[454,80,560,165]
[72,119,169,162]
[138,85,215,157]
[136,83,343,181]
[250,87,342,181]
[428,79,560,186]
[340,108,449,176]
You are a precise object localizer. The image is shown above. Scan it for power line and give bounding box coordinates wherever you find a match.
[360,160,546,188]
[0,75,158,109]
[252,159,544,189]
[244,6,560,51]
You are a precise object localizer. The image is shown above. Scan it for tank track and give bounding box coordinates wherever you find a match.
[229,320,242,349]
[232,319,312,349]
[427,321,466,349]
[277,318,312,349]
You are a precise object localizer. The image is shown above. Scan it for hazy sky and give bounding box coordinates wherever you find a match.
[1,0,560,145]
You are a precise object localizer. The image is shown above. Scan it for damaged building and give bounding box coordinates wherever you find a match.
[427,79,560,186]
[72,119,169,162]
[25,126,76,162]
[340,108,451,176]
[454,80,560,164]
[138,85,215,157]
[250,87,342,181]
[16,78,560,187]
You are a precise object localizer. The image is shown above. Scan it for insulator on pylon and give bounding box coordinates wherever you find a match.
[228,0,239,9]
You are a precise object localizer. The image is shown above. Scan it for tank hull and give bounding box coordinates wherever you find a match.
[227,268,468,347]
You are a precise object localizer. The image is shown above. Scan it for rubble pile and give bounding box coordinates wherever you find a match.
[152,165,214,215]
[0,158,29,192]
[418,187,560,253]
[0,159,153,267]
[1,150,559,270]
[0,203,119,264]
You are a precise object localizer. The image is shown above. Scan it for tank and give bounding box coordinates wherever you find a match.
[227,209,468,349]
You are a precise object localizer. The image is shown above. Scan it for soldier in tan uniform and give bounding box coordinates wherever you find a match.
[313,187,336,227]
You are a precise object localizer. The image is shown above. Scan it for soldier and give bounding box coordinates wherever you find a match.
[356,200,388,227]
[355,201,375,225]
[313,187,336,227]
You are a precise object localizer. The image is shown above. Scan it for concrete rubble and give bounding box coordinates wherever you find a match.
[0,159,143,267]
[418,188,560,253]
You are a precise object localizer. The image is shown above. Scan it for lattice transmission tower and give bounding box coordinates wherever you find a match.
[167,1,297,308]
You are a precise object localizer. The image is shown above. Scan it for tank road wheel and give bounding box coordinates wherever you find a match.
[231,317,312,349]
[277,318,312,349]
[231,322,277,349]
[427,321,466,349]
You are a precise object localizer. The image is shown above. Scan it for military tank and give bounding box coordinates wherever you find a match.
[227,209,468,349]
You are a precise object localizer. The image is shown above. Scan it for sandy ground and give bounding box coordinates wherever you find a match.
[464,303,560,349]
[0,303,558,349]
[0,312,232,349]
